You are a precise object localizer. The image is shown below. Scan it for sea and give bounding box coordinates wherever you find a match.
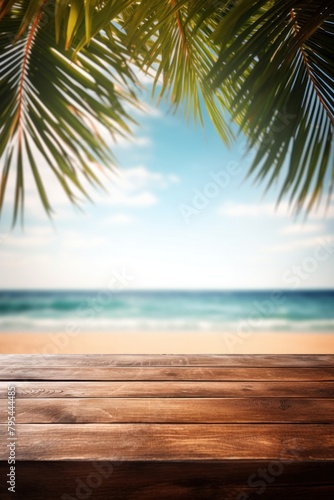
[0,290,333,333]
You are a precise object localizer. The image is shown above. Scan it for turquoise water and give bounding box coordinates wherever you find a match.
[0,290,333,332]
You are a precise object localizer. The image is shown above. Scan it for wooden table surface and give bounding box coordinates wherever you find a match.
[0,354,333,499]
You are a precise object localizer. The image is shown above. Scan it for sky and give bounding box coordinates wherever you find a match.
[0,85,334,290]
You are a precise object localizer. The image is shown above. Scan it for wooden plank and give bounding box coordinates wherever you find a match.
[2,380,334,399]
[2,397,333,424]
[1,424,333,461]
[0,461,334,499]
[1,366,334,381]
[1,354,334,367]
[1,460,333,487]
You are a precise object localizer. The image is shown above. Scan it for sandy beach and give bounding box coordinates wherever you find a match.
[0,331,333,354]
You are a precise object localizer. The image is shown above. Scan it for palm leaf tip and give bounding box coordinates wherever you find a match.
[210,0,334,213]
[0,0,141,223]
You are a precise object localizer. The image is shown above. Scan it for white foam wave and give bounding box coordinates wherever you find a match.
[0,315,334,332]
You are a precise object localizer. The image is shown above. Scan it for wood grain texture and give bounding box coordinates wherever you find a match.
[1,354,334,367]
[2,460,334,486]
[2,397,333,423]
[1,424,333,461]
[0,461,334,500]
[1,355,334,498]
[2,380,334,398]
[2,366,334,381]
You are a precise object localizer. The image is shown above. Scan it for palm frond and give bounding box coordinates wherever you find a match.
[1,0,334,221]
[120,0,234,144]
[0,0,139,224]
[210,0,334,213]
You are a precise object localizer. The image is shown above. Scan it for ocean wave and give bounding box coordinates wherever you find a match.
[0,315,334,332]
[1,291,333,332]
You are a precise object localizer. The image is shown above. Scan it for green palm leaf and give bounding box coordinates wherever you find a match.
[1,0,334,221]
[120,0,234,143]
[0,0,139,224]
[210,0,334,213]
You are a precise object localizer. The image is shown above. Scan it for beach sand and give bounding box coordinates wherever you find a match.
[0,331,333,354]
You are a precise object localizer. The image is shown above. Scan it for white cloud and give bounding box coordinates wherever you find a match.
[1,226,56,249]
[103,191,157,207]
[168,174,180,184]
[280,223,324,235]
[0,233,9,244]
[103,214,135,225]
[218,201,292,218]
[219,201,334,221]
[264,236,334,254]
[130,64,163,87]
[111,134,152,149]
[6,162,178,218]
[95,166,179,208]
[143,103,163,118]
[61,233,106,249]
[309,203,334,220]
[114,166,179,191]
[123,100,163,119]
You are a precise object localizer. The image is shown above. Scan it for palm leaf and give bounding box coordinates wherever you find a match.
[210,0,334,213]
[0,0,139,224]
[1,0,334,221]
[120,0,234,143]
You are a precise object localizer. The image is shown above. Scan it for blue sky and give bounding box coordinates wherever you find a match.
[0,86,334,290]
